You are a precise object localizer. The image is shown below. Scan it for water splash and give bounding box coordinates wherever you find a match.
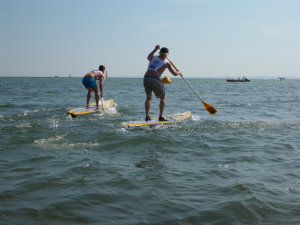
[191,114,200,121]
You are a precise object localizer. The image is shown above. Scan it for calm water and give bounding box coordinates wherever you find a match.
[0,77,300,225]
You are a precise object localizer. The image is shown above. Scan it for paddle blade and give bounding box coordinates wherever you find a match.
[203,102,217,114]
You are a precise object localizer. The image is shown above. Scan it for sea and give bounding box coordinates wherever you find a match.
[0,77,299,225]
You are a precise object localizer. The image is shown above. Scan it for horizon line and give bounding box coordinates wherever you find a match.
[0,75,299,79]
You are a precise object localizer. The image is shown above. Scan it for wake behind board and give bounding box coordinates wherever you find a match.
[67,99,114,117]
[122,111,191,127]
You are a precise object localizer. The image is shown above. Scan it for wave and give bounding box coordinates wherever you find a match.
[34,135,100,149]
[0,107,62,121]
[187,119,300,131]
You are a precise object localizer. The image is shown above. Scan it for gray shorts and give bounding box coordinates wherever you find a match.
[143,77,165,98]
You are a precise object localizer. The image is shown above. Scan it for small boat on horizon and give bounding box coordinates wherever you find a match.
[226,76,250,82]
[279,77,285,81]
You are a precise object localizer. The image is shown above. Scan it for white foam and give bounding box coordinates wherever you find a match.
[284,187,296,192]
[104,104,118,115]
[34,135,100,149]
[191,115,200,121]
[16,123,32,128]
[49,120,59,128]
[18,109,44,117]
[91,104,119,118]
[17,110,28,117]
[117,127,127,132]
[218,164,231,168]
[83,163,91,168]
[34,135,65,145]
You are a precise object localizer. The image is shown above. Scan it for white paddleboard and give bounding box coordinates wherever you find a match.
[67,99,114,117]
[122,111,191,127]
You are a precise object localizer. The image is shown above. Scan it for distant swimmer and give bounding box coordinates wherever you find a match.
[144,45,181,121]
[82,65,107,109]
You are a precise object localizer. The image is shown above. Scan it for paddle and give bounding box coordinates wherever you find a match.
[167,58,218,114]
[97,79,104,110]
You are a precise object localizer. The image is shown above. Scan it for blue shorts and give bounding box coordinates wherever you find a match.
[82,76,97,89]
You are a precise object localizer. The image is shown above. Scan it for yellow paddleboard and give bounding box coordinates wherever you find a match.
[67,99,114,117]
[122,111,191,127]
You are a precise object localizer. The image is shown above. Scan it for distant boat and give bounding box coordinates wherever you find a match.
[278,77,285,81]
[226,76,250,82]
[54,75,59,78]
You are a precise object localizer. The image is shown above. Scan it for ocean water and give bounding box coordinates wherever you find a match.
[0,77,300,225]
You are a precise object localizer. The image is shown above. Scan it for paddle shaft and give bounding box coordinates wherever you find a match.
[168,59,205,103]
[97,79,104,110]
[180,74,205,103]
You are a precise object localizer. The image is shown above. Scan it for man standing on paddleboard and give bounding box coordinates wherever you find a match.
[82,65,107,109]
[144,45,181,121]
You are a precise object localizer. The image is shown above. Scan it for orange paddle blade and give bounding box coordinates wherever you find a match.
[202,101,217,114]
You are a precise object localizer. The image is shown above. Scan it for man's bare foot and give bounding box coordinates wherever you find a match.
[86,104,90,109]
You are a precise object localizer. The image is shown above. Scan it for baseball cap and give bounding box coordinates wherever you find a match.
[159,47,169,54]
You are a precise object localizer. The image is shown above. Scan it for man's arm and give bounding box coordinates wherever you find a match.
[147,44,160,61]
[167,62,181,76]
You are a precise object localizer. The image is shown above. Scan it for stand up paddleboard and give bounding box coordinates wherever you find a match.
[122,111,191,127]
[67,99,114,117]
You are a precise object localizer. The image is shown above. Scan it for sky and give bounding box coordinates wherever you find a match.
[0,0,299,78]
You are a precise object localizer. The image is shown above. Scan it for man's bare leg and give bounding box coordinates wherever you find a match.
[93,87,100,109]
[159,96,166,117]
[86,89,92,108]
[145,95,152,120]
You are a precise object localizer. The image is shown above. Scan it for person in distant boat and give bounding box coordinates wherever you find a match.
[144,45,181,121]
[82,65,107,109]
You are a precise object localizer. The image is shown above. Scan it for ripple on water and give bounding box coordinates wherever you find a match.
[33,134,102,150]
[1,78,300,225]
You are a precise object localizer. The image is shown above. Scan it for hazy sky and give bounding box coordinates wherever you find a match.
[1,0,299,77]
